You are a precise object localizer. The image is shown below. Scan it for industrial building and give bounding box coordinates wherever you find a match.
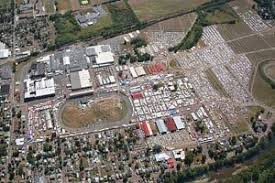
[70,69,92,91]
[173,116,185,130]
[165,117,177,132]
[0,42,11,59]
[156,119,168,134]
[86,45,114,67]
[139,121,153,137]
[24,77,55,101]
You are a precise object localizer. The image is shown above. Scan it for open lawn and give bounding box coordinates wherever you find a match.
[42,0,55,14]
[61,96,129,128]
[128,0,209,21]
[204,5,238,25]
[252,62,275,108]
[0,0,11,9]
[144,13,197,32]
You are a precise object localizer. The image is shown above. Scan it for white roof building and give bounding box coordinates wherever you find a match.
[70,69,92,90]
[15,138,25,146]
[86,45,114,66]
[173,116,185,130]
[172,149,185,160]
[155,152,170,162]
[0,49,11,59]
[129,67,138,78]
[135,66,146,77]
[24,77,55,100]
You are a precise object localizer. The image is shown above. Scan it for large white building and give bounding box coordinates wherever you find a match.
[24,77,55,101]
[70,69,92,90]
[86,45,114,67]
[0,42,11,59]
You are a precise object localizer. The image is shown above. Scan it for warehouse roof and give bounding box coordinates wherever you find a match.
[0,49,11,59]
[165,117,177,132]
[156,119,168,134]
[86,45,114,66]
[70,70,92,90]
[173,116,185,130]
[135,66,146,77]
[24,77,55,100]
[139,121,153,137]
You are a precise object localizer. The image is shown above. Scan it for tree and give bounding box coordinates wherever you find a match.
[271,122,275,134]
[184,151,194,166]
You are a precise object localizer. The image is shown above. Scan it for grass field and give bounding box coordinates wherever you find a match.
[62,96,129,128]
[205,69,230,98]
[144,13,197,32]
[204,6,238,25]
[252,61,275,108]
[42,0,55,14]
[128,0,209,21]
[0,0,11,9]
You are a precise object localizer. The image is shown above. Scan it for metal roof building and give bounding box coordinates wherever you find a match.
[135,66,146,77]
[70,69,92,90]
[24,77,55,101]
[156,119,168,134]
[86,45,114,67]
[139,121,153,137]
[173,116,185,130]
[0,49,11,59]
[165,117,177,132]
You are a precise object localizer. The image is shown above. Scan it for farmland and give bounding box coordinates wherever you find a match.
[61,96,130,129]
[128,0,210,21]
[217,20,253,40]
[228,35,271,54]
[144,13,197,32]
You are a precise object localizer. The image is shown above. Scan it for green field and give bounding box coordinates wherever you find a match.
[128,0,210,21]
[204,5,238,25]
[0,0,11,9]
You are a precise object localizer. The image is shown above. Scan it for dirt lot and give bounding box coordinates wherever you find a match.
[144,12,197,32]
[61,95,130,128]
[57,0,71,13]
[128,0,209,21]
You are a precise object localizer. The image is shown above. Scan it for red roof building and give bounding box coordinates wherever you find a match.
[165,117,177,132]
[139,121,153,137]
[131,92,144,100]
[167,158,175,169]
